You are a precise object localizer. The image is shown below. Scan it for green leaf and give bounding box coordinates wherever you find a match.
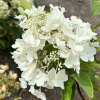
[91,26,96,32]
[62,78,74,100]
[84,61,100,68]
[18,7,25,15]
[94,36,100,52]
[91,0,100,17]
[80,60,100,69]
[41,42,58,55]
[0,20,8,29]
[94,23,100,29]
[96,47,100,52]
[3,0,10,3]
[65,68,75,75]
[86,70,97,82]
[95,36,100,42]
[0,40,6,49]
[80,60,91,72]
[33,0,37,7]
[91,81,100,100]
[71,71,93,98]
[71,84,76,100]
[20,0,31,9]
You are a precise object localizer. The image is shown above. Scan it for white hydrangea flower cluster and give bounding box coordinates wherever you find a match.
[0,0,34,19]
[12,4,99,100]
[0,0,11,19]
[10,0,33,9]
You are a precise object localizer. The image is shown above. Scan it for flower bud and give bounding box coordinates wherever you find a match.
[14,82,20,90]
[1,84,6,92]
[9,71,18,80]
[10,0,21,9]
[0,64,9,71]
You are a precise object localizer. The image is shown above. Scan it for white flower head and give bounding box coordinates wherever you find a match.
[11,4,99,100]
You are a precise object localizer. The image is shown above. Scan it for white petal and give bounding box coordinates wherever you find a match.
[68,39,75,49]
[29,86,46,100]
[91,42,100,47]
[80,54,88,62]
[54,69,68,89]
[64,58,73,68]
[70,54,80,65]
[47,68,56,87]
[74,45,84,51]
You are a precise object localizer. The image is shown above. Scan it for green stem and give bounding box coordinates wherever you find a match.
[94,55,100,63]
[94,23,100,29]
[19,89,26,97]
[13,97,22,100]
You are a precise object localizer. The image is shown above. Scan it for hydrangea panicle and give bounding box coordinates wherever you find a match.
[12,4,100,100]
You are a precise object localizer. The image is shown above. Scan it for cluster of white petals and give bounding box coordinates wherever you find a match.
[12,4,99,100]
[0,0,11,19]
[0,0,34,19]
